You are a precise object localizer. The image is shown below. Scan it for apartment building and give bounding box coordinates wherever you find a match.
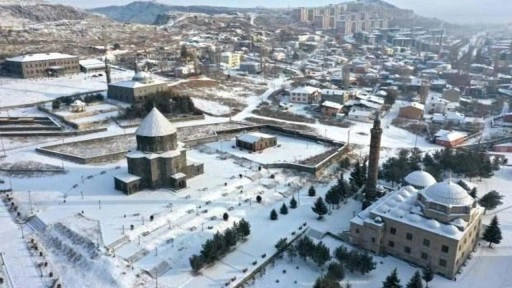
[4,52,80,78]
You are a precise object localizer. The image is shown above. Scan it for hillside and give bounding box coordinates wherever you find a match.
[89,1,252,25]
[0,0,88,27]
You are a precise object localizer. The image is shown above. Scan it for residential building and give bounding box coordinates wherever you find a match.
[320,101,343,117]
[321,89,349,105]
[347,109,373,123]
[107,71,168,104]
[236,132,277,152]
[79,58,106,74]
[350,171,484,279]
[504,112,512,122]
[442,88,461,103]
[4,52,80,78]
[434,130,467,147]
[494,142,512,153]
[399,102,424,120]
[290,86,320,104]
[221,51,243,69]
[114,107,203,194]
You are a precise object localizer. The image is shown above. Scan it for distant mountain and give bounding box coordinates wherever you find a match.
[358,0,397,9]
[89,1,252,25]
[0,1,89,26]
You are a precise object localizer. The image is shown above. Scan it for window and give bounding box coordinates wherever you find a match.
[439,259,447,267]
[423,239,430,247]
[421,252,428,260]
[406,233,413,241]
[390,227,396,235]
[371,237,375,243]
[404,246,411,254]
[388,241,395,247]
[355,228,359,234]
[442,245,449,253]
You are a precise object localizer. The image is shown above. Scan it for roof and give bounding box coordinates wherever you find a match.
[6,53,76,62]
[237,132,275,143]
[404,171,437,188]
[79,58,105,69]
[136,107,177,137]
[434,129,467,142]
[320,89,346,95]
[114,173,141,183]
[291,86,319,94]
[109,79,165,89]
[321,101,343,110]
[401,102,424,110]
[127,149,182,160]
[421,181,474,206]
[349,109,373,117]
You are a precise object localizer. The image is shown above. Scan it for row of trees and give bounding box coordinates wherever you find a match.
[52,93,105,109]
[334,246,376,275]
[381,267,433,288]
[189,219,250,273]
[270,196,298,220]
[122,91,197,119]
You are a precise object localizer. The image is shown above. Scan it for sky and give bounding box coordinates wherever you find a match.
[47,0,512,24]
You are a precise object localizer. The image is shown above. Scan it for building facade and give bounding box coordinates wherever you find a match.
[236,132,277,152]
[108,71,168,104]
[350,171,484,279]
[114,107,203,194]
[4,53,80,78]
[399,103,424,120]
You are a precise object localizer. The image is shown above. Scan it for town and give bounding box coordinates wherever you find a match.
[0,0,511,288]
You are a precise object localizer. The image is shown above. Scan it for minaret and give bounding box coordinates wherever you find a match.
[367,111,383,194]
[104,58,111,84]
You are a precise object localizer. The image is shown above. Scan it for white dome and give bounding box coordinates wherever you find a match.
[442,224,460,235]
[378,204,390,213]
[405,171,437,188]
[406,213,422,223]
[387,199,398,207]
[132,71,154,83]
[391,209,405,217]
[422,182,474,206]
[136,107,177,137]
[394,194,405,202]
[426,219,441,229]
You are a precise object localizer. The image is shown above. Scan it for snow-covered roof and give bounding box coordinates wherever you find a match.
[349,109,373,117]
[402,102,424,110]
[434,130,467,142]
[321,101,343,110]
[321,89,346,95]
[114,173,141,183]
[171,173,186,179]
[291,86,319,94]
[109,79,165,89]
[404,171,436,188]
[421,181,474,206]
[127,149,182,160]
[136,107,177,137]
[237,132,275,143]
[79,58,105,69]
[6,53,77,62]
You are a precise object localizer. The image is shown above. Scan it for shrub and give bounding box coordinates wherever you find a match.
[256,195,262,203]
[270,209,278,220]
[52,99,61,110]
[223,212,229,221]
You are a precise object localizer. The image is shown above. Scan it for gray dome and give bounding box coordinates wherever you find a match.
[422,182,474,206]
[132,71,154,83]
[405,171,437,188]
[136,107,176,137]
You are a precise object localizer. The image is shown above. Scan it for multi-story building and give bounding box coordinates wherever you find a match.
[221,52,243,69]
[108,71,168,104]
[289,86,320,104]
[4,52,80,78]
[350,171,484,279]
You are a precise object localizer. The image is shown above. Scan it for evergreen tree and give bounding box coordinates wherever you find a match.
[270,209,278,220]
[478,190,504,212]
[289,196,298,209]
[406,271,424,288]
[325,187,341,209]
[237,219,251,238]
[287,245,297,262]
[312,241,331,267]
[201,238,216,264]
[334,246,349,263]
[313,275,341,288]
[274,238,288,252]
[421,265,434,288]
[296,236,314,261]
[52,99,61,110]
[491,156,501,171]
[326,261,345,281]
[309,185,317,197]
[483,216,503,248]
[357,251,376,275]
[312,197,329,219]
[212,231,227,259]
[189,254,204,273]
[349,159,367,189]
[223,228,237,248]
[280,203,288,215]
[382,268,402,288]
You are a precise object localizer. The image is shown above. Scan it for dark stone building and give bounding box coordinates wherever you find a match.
[366,112,382,194]
[114,107,203,194]
[236,132,277,152]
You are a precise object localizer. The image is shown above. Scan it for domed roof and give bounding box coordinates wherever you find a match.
[405,171,437,188]
[422,181,474,206]
[132,71,154,83]
[136,107,177,137]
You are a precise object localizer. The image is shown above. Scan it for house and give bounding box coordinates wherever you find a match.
[321,89,349,105]
[236,132,277,152]
[445,112,465,125]
[350,171,483,280]
[320,101,343,117]
[4,52,80,78]
[442,88,461,103]
[79,58,106,74]
[493,142,512,153]
[434,130,467,147]
[290,86,320,104]
[504,112,512,122]
[425,95,448,114]
[347,109,373,123]
[460,117,485,131]
[399,102,424,120]
[432,113,446,123]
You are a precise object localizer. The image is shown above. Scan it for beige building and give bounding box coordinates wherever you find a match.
[399,102,424,120]
[350,171,484,279]
[108,71,168,104]
[4,52,80,78]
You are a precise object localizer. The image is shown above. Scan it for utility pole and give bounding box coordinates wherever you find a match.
[28,190,33,215]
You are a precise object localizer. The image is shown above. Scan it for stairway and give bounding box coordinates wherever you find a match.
[306,228,325,240]
[106,235,129,251]
[26,215,47,233]
[148,261,171,278]
[127,249,149,263]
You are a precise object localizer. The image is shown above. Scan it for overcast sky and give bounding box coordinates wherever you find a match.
[48,0,512,24]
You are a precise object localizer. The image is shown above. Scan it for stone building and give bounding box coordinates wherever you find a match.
[366,112,383,195]
[107,71,168,104]
[4,53,80,78]
[236,132,277,152]
[114,107,203,194]
[350,171,484,279]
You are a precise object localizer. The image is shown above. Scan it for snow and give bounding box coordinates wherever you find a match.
[135,107,177,137]
[191,97,231,116]
[6,53,76,62]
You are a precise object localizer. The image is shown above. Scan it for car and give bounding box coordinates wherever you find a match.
[210,216,217,220]
[205,200,212,205]
[228,207,235,211]
[187,209,194,214]
[142,231,150,236]
[201,209,208,214]
[166,238,174,244]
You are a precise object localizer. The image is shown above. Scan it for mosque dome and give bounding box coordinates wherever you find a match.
[422,182,474,206]
[132,71,154,84]
[404,171,437,188]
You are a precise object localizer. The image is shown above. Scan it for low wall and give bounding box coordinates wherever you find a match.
[0,128,106,137]
[113,114,205,129]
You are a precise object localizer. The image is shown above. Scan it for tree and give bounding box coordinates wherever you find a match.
[312,197,329,219]
[406,271,424,288]
[349,159,367,189]
[237,219,251,238]
[287,245,297,262]
[274,238,288,252]
[280,203,288,215]
[421,265,434,288]
[189,254,204,273]
[483,216,502,248]
[326,261,345,281]
[382,268,402,288]
[223,212,229,221]
[313,276,341,288]
[296,236,314,261]
[52,99,61,110]
[270,209,278,220]
[309,185,316,197]
[478,190,504,212]
[325,187,341,209]
[289,196,297,209]
[312,241,331,267]
[256,195,262,203]
[223,228,237,248]
[334,246,349,263]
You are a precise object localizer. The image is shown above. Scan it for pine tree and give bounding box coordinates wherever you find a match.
[309,185,316,197]
[287,245,297,262]
[270,209,278,220]
[312,241,331,267]
[312,197,329,220]
[237,219,251,238]
[274,238,288,252]
[280,203,288,215]
[406,271,424,288]
[483,215,503,248]
[189,254,204,273]
[349,160,367,189]
[223,228,237,248]
[422,265,434,288]
[326,261,345,281]
[325,187,340,209]
[289,196,297,209]
[382,268,402,288]
[313,276,341,288]
[478,190,504,212]
[296,236,314,261]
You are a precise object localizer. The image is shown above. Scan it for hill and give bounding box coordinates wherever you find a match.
[0,0,88,27]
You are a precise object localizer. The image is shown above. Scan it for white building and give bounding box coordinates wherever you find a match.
[289,86,320,104]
